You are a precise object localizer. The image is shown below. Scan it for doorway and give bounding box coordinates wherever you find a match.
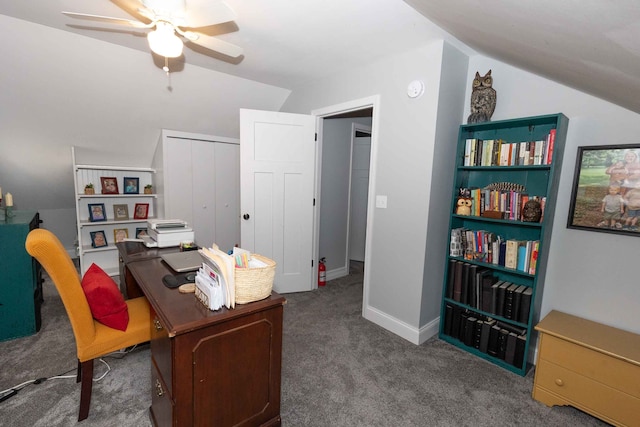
[313,96,377,309]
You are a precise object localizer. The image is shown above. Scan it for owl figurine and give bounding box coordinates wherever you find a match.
[456,198,472,215]
[467,70,497,124]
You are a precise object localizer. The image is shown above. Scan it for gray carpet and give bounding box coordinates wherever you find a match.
[0,263,607,426]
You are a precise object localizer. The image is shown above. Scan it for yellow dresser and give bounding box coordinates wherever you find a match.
[533,310,640,427]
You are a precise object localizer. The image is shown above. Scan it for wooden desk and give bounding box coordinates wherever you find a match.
[126,257,285,427]
[533,310,640,427]
[116,241,180,298]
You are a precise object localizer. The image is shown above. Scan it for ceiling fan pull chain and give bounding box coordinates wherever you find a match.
[163,56,170,75]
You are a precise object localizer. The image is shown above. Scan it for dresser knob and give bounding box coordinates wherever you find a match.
[155,379,164,397]
[154,318,163,331]
[554,378,564,387]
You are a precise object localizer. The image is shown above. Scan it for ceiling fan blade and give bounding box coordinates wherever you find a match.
[183,1,237,28]
[187,33,243,58]
[62,11,151,28]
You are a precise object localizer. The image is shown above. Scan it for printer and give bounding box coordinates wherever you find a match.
[144,219,195,248]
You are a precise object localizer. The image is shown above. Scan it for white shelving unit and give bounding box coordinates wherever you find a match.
[72,147,156,276]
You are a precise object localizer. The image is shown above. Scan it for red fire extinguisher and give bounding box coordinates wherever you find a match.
[318,257,326,287]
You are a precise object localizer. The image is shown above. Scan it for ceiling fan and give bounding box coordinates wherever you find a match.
[62,0,243,59]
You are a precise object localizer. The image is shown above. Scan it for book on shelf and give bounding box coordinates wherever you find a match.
[545,129,556,165]
[479,318,496,353]
[512,285,527,322]
[453,260,463,302]
[516,241,531,273]
[528,241,540,275]
[503,283,519,320]
[518,287,533,323]
[487,324,501,357]
[495,282,511,317]
[461,263,471,304]
[505,240,519,269]
[444,303,454,336]
[473,318,483,349]
[481,271,496,312]
[497,328,509,360]
[446,259,456,299]
[463,316,476,347]
[463,130,556,167]
[513,334,527,368]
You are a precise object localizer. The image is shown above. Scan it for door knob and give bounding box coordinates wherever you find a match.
[243,213,250,220]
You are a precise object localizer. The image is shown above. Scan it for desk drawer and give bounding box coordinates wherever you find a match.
[536,359,640,426]
[150,310,172,397]
[150,362,174,427]
[539,334,640,398]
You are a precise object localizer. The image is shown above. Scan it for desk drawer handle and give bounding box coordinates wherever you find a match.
[554,378,564,387]
[155,379,164,397]
[153,318,163,331]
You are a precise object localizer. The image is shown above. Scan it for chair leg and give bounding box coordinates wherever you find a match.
[78,359,94,421]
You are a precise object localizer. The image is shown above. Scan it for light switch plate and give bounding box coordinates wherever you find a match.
[376,195,387,208]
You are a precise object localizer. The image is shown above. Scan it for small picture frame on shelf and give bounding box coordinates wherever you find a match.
[88,203,107,222]
[90,230,108,248]
[113,228,129,243]
[135,227,148,238]
[113,204,129,221]
[134,203,149,219]
[123,177,139,194]
[567,144,640,236]
[100,177,119,194]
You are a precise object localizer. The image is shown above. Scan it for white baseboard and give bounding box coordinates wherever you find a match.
[326,266,348,281]
[363,304,439,345]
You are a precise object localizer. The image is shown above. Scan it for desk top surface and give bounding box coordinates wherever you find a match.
[116,241,181,264]
[127,257,285,337]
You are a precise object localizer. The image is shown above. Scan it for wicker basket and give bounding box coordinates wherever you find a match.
[234,254,276,304]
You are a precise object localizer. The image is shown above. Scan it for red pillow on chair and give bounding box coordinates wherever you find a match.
[81,263,129,331]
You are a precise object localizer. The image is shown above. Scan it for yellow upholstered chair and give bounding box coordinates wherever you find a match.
[25,228,150,421]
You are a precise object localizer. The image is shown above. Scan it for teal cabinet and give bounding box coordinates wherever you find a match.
[439,114,568,376]
[0,210,42,341]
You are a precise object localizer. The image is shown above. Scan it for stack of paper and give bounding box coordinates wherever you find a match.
[199,245,235,309]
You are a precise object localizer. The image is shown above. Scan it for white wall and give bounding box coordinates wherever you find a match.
[0,15,290,249]
[466,57,640,335]
[283,40,469,343]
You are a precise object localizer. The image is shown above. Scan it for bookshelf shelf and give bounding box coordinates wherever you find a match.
[439,113,568,376]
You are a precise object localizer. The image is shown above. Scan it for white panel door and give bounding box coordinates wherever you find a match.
[240,109,316,294]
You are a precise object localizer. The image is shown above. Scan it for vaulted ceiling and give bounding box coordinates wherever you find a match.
[1,0,639,114]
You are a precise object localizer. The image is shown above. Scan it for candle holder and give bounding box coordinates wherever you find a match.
[0,206,14,220]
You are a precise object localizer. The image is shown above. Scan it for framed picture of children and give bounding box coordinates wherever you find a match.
[135,227,148,238]
[123,177,139,194]
[90,230,108,248]
[134,203,149,219]
[100,177,119,194]
[88,203,107,222]
[113,204,129,221]
[113,228,129,243]
[567,144,640,236]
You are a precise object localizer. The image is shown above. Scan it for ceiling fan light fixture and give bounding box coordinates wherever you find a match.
[147,21,183,58]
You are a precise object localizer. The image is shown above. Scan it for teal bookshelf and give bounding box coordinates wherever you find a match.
[439,113,568,376]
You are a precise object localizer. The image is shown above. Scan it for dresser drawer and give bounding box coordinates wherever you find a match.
[535,359,640,426]
[150,362,174,427]
[150,310,173,397]
[539,334,640,398]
